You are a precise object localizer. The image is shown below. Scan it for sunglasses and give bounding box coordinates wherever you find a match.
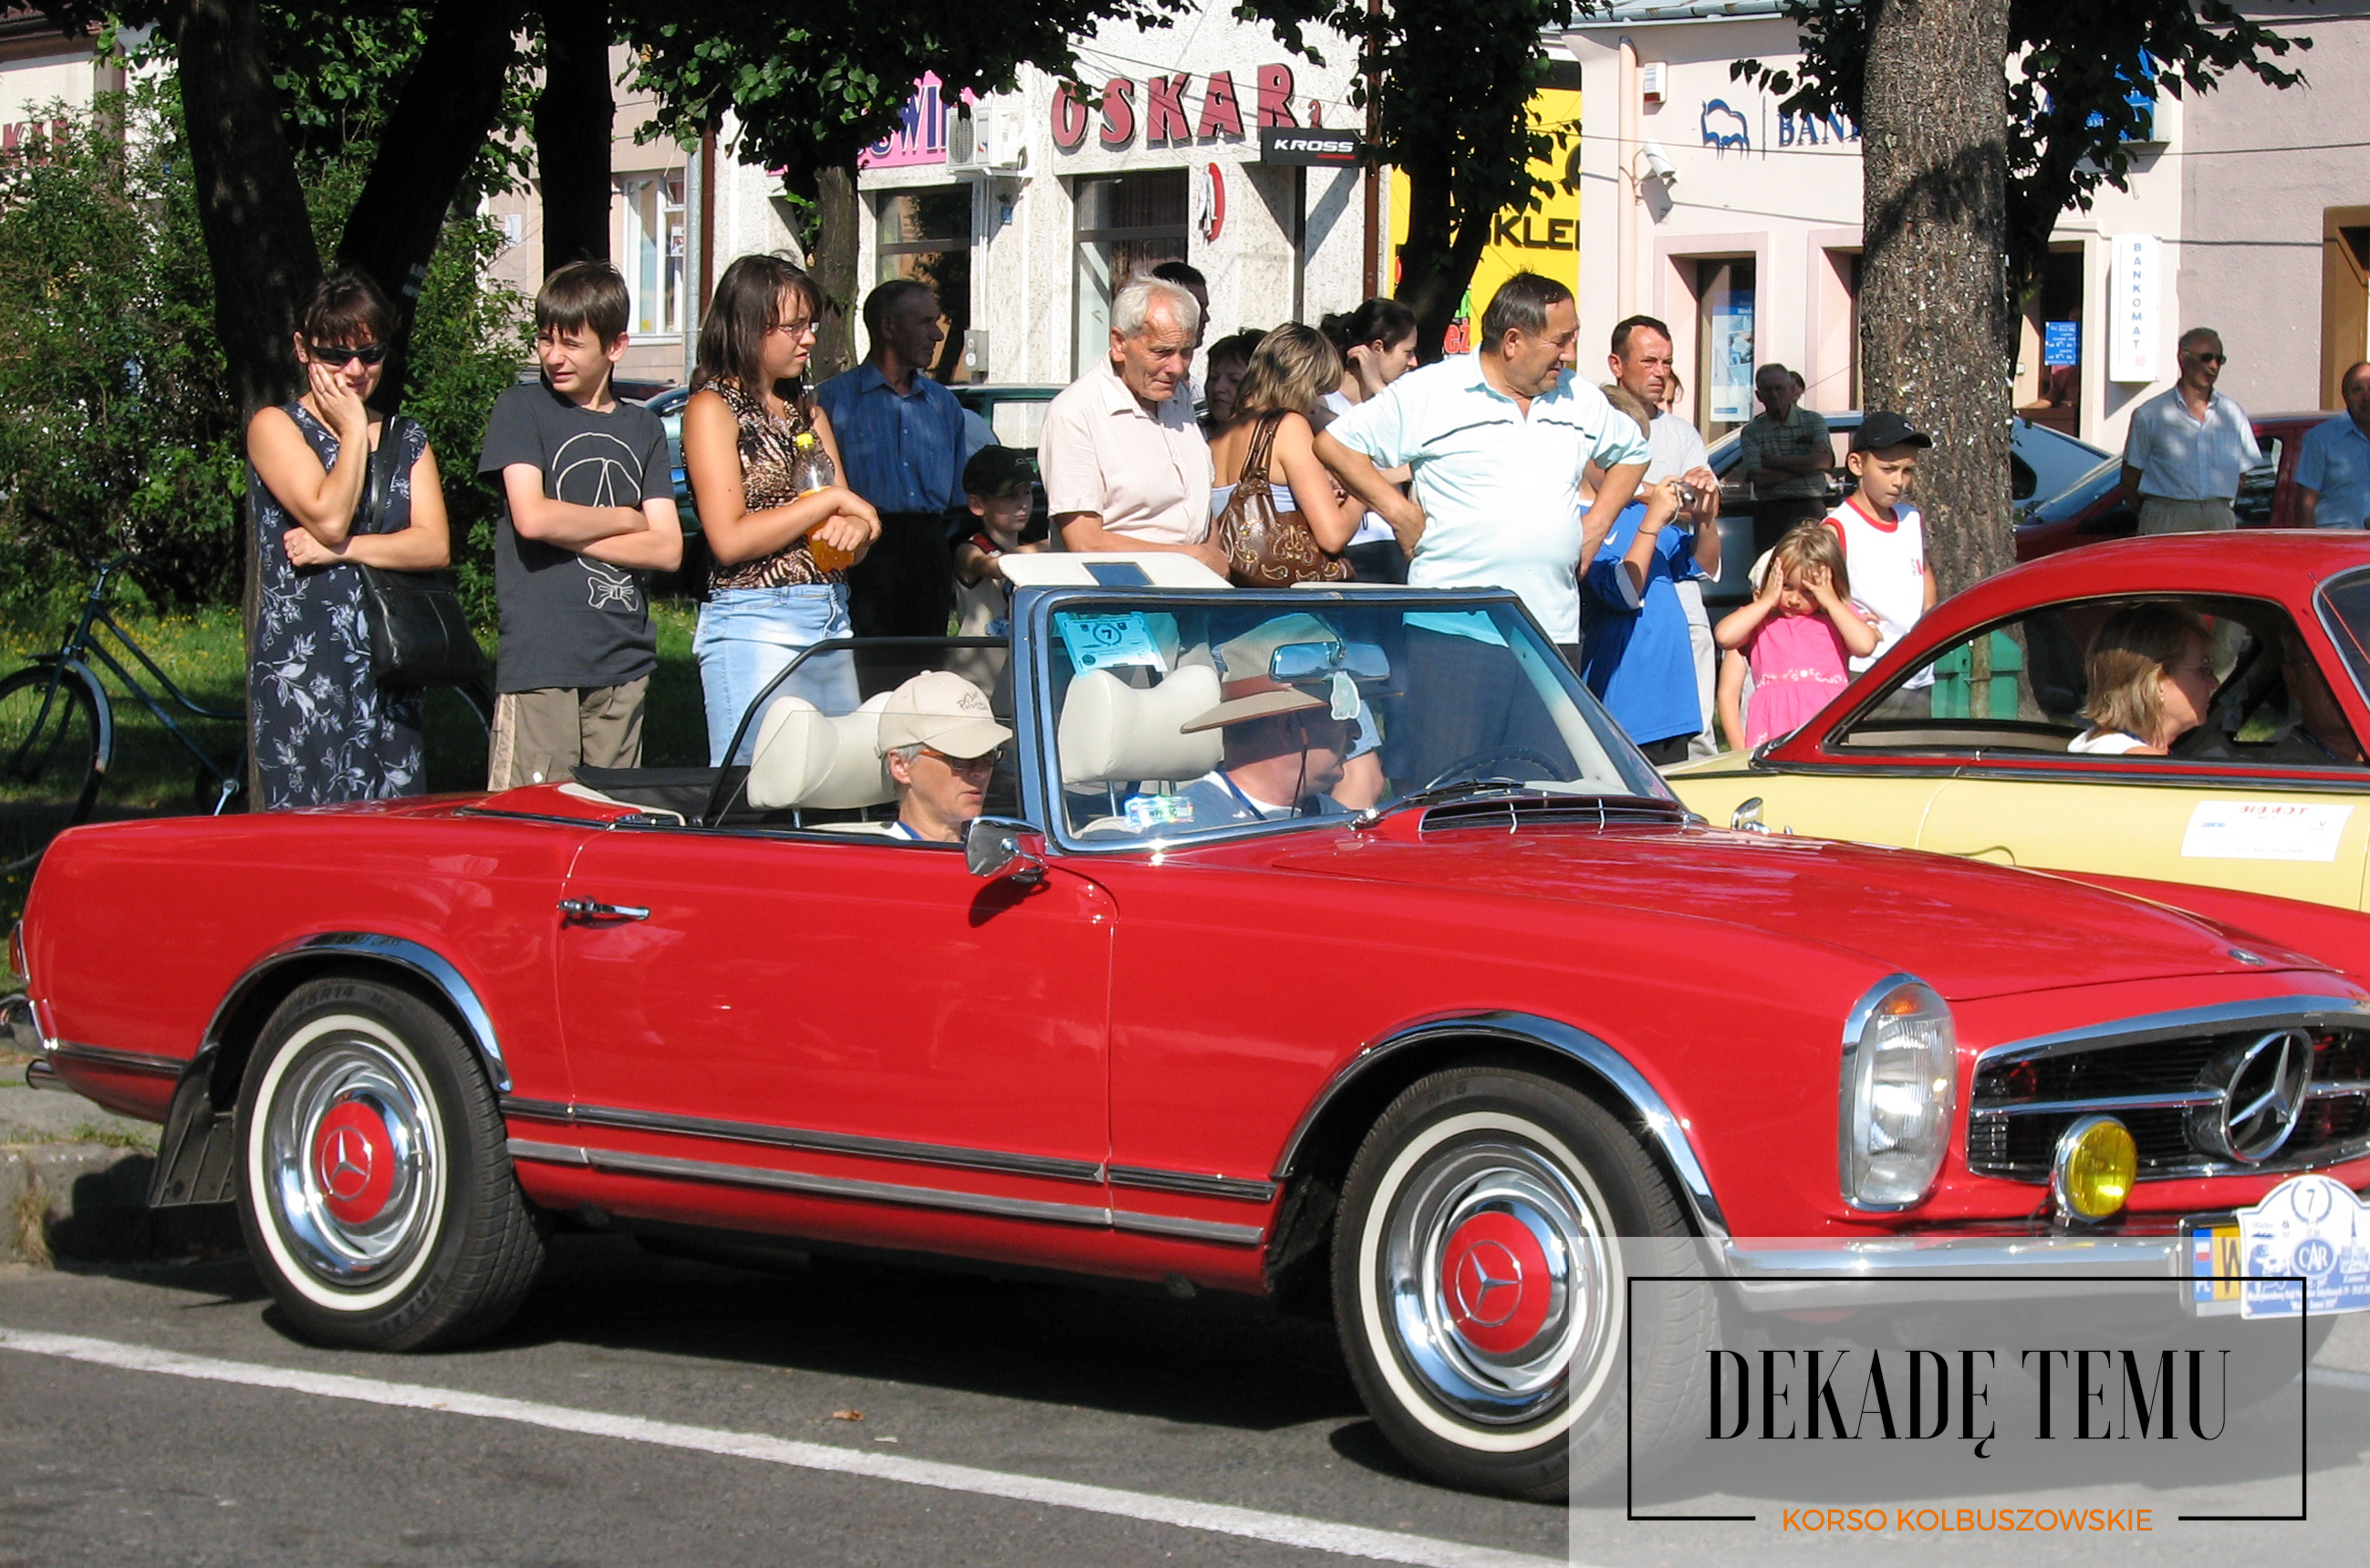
[921,745,1004,774]
[309,341,388,368]
[2188,351,2228,365]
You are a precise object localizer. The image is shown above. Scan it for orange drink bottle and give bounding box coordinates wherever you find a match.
[790,431,853,571]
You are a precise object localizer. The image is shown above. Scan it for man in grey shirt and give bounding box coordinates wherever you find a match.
[1736,362,1833,536]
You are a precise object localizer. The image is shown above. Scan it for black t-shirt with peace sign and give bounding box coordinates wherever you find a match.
[478,380,673,692]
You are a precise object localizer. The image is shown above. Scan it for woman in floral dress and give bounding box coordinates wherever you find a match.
[244,269,452,808]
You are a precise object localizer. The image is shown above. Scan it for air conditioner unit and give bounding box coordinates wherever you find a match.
[948,100,1025,176]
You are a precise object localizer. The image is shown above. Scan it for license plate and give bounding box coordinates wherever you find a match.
[2181,1213,2242,1318]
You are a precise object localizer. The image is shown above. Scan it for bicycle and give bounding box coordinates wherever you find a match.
[0,523,494,872]
[0,535,252,870]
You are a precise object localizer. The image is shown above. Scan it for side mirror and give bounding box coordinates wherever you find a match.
[965,815,1048,885]
[1731,796,1768,834]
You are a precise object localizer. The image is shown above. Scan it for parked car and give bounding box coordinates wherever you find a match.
[1700,412,2110,607]
[640,386,699,535]
[2014,411,2338,562]
[11,566,2367,1501]
[1668,531,2370,915]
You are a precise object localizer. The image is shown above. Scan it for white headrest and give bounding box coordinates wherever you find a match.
[1057,665,1224,785]
[746,691,896,809]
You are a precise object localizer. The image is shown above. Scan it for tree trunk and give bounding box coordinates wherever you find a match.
[1857,0,2015,599]
[167,0,320,812]
[172,0,318,419]
[335,0,524,404]
[1393,139,1460,363]
[535,2,614,268]
[809,156,862,382]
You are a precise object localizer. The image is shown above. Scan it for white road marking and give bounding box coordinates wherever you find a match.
[0,1328,1565,1568]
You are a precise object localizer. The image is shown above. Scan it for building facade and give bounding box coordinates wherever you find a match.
[1564,0,2370,450]
[853,11,1377,388]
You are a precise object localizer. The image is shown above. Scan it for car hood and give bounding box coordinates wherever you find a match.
[1262,825,2321,1002]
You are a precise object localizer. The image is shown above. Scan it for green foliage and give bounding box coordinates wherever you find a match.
[0,84,240,613]
[0,79,527,616]
[1738,0,2309,294]
[619,0,1182,191]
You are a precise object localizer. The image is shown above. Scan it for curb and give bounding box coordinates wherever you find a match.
[0,1144,241,1264]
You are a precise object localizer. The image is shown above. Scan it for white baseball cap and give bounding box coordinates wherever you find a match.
[875,670,1013,759]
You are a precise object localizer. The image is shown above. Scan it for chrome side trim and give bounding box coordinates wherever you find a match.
[47,1041,184,1078]
[1977,994,2370,1069]
[506,1139,1267,1247]
[1273,1010,1731,1239]
[506,1138,587,1166]
[506,1099,1106,1185]
[1111,1210,1266,1245]
[521,1140,1111,1229]
[1106,1165,1279,1203]
[498,1096,573,1122]
[204,931,510,1093]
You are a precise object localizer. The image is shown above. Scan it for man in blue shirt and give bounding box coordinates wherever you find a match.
[2297,361,2370,529]
[815,281,969,637]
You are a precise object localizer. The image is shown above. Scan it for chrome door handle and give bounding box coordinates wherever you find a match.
[558,898,650,922]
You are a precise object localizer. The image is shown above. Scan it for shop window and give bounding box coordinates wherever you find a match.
[1695,256,1755,441]
[2014,246,2084,435]
[619,172,686,337]
[877,187,973,381]
[1071,171,1189,377]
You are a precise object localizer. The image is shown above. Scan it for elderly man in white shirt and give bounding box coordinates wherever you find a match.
[1040,275,1225,575]
[2120,327,2263,534]
[1315,272,1651,780]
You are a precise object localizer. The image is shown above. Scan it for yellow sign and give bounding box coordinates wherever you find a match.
[1388,86,1580,355]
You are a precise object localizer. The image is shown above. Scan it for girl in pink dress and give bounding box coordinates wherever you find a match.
[1714,521,1880,749]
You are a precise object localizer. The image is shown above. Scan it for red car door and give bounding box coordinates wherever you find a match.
[548,828,1116,1226]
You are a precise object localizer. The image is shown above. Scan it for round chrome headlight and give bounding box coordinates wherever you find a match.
[1838,976,1956,1210]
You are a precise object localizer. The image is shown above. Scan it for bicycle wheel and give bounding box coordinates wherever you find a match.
[0,664,106,871]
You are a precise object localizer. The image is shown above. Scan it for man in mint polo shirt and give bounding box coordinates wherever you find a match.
[1315,272,1650,780]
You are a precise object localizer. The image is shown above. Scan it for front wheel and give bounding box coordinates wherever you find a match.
[0,664,106,871]
[1332,1064,1712,1500]
[236,976,546,1350]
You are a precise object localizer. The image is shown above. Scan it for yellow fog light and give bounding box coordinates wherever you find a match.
[2052,1115,2137,1221]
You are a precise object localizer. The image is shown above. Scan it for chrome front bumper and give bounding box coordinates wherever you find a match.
[1720,1233,2186,1309]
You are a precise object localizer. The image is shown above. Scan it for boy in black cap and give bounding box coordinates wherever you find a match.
[1824,410,1936,671]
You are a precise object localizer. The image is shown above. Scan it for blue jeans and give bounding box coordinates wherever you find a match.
[693,585,859,765]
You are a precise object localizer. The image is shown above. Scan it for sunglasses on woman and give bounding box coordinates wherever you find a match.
[309,341,389,368]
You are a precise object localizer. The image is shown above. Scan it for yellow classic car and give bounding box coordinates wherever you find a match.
[1668,533,2370,911]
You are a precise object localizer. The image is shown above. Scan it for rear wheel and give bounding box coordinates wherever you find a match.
[236,976,545,1350]
[0,665,104,871]
[1332,1064,1711,1500]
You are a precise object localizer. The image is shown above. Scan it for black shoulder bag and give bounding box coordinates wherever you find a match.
[355,414,487,689]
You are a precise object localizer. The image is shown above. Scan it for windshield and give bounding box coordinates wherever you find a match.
[2319,569,2370,702]
[1045,597,1666,842]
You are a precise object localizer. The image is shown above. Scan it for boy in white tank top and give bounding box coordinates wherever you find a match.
[1824,410,1938,673]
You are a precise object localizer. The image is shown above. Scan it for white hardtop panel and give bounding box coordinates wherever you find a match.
[998,553,1230,590]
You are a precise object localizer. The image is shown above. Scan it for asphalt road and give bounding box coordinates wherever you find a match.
[3,1235,2366,1567]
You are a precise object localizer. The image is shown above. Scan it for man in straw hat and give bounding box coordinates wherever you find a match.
[875,670,1014,842]
[1176,614,1372,826]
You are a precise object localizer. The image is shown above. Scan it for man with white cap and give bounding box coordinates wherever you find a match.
[875,670,1014,843]
[1175,614,1366,826]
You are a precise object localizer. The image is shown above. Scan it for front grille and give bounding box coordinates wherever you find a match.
[1967,1021,2370,1180]
[1418,794,1691,833]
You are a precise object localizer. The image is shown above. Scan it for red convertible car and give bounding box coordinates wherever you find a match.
[9,575,2370,1501]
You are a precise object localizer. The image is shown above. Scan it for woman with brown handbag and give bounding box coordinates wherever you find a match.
[1207,325,1360,587]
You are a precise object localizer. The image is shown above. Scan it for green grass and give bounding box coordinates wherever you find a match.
[0,598,709,922]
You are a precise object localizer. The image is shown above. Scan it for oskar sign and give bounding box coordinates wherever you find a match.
[1054,63,1317,152]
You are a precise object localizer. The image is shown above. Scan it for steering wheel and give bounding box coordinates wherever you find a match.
[1419,747,1564,793]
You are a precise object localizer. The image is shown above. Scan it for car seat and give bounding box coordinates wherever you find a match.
[744,691,898,829]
